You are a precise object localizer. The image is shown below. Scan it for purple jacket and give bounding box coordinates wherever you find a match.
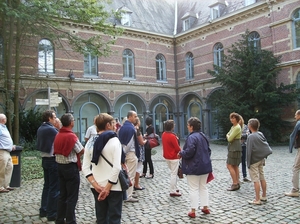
[180,131,212,175]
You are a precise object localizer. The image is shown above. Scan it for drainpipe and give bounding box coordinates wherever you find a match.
[173,0,181,138]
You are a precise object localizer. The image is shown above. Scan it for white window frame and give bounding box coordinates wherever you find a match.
[84,53,98,76]
[123,49,135,79]
[213,43,224,67]
[293,8,300,49]
[185,52,194,80]
[38,39,54,74]
[211,6,219,20]
[248,31,261,50]
[156,54,167,81]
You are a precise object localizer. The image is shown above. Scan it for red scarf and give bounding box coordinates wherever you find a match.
[54,127,82,170]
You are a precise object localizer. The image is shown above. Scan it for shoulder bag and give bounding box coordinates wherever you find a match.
[100,154,130,191]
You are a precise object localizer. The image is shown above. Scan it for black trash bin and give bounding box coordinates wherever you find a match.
[10,146,23,187]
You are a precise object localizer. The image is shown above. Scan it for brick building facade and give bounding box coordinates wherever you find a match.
[0,0,299,142]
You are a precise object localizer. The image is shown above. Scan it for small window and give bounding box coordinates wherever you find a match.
[245,0,256,6]
[214,43,224,67]
[183,19,190,31]
[211,7,219,20]
[185,52,194,80]
[84,53,98,76]
[118,6,133,26]
[293,8,300,49]
[248,31,261,50]
[38,39,54,73]
[0,36,3,70]
[156,54,166,81]
[123,49,135,79]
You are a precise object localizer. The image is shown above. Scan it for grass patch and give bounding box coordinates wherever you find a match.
[21,150,43,181]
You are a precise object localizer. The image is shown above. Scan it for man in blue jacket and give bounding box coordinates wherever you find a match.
[36,110,59,221]
[285,110,300,197]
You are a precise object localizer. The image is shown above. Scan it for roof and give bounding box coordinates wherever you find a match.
[106,0,262,35]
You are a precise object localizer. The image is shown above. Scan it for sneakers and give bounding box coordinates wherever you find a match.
[285,191,299,197]
[125,197,139,202]
[248,199,262,205]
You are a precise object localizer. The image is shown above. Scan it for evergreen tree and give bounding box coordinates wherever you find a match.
[208,30,297,142]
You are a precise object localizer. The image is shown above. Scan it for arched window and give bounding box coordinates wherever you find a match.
[293,8,300,49]
[0,36,3,70]
[156,54,166,81]
[84,53,98,76]
[213,43,223,67]
[248,31,261,50]
[185,52,194,80]
[123,49,135,78]
[38,39,54,73]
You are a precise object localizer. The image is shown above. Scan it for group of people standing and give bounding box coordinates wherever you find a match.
[3,108,300,223]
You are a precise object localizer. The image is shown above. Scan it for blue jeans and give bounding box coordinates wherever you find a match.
[91,188,123,224]
[241,145,247,178]
[40,157,59,219]
[56,163,80,224]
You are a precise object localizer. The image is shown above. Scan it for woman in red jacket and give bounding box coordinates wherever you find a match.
[161,120,182,197]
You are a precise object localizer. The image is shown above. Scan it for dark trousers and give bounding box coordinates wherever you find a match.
[241,145,247,178]
[40,157,59,219]
[91,188,123,224]
[56,163,80,224]
[143,145,154,175]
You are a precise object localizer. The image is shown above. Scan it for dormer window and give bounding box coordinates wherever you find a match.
[117,6,133,26]
[209,1,226,20]
[181,12,197,32]
[245,0,256,6]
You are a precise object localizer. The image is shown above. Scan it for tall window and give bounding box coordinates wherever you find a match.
[248,31,261,50]
[213,43,224,67]
[293,8,300,49]
[38,39,54,73]
[123,49,135,78]
[297,72,300,107]
[0,36,3,70]
[156,54,166,81]
[84,53,98,76]
[185,52,194,80]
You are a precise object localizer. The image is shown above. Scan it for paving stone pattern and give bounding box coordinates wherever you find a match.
[0,143,299,224]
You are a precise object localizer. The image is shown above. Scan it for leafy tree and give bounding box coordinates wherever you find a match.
[208,30,297,142]
[0,0,123,143]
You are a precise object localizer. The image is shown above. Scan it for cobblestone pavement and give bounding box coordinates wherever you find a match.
[1,143,300,224]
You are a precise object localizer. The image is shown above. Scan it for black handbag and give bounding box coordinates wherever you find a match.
[100,154,130,191]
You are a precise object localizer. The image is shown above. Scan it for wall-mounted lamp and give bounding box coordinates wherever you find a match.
[68,70,75,80]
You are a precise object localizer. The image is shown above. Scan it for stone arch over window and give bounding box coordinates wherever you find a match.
[123,49,135,79]
[292,8,300,49]
[156,54,166,81]
[38,39,54,74]
[213,42,224,67]
[185,52,194,80]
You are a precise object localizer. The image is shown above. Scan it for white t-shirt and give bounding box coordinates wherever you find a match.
[85,125,97,139]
